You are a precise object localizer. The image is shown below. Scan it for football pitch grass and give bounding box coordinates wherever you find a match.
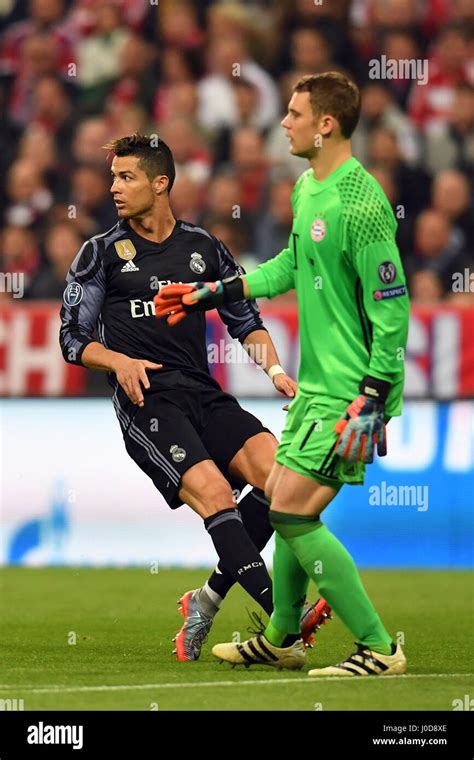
[2,568,473,711]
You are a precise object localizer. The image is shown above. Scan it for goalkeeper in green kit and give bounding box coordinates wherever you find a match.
[155,72,410,677]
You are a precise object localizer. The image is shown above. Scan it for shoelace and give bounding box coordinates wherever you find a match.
[245,608,267,636]
[188,615,213,648]
[341,642,374,666]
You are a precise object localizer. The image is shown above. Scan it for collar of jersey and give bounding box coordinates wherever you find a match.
[122,219,180,248]
[306,156,360,194]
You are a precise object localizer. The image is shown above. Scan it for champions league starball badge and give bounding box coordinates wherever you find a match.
[378,261,397,284]
[63,282,83,306]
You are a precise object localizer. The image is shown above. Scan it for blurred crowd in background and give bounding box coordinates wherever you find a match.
[0,0,473,307]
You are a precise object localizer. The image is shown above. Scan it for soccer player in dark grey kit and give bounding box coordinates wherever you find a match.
[59,134,330,661]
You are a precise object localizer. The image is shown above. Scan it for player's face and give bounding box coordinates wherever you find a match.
[110,156,155,218]
[281,91,321,159]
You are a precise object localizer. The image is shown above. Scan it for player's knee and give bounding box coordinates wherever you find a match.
[231,434,276,490]
[245,455,274,491]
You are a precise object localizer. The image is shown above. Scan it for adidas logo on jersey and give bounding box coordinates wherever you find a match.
[121,259,140,273]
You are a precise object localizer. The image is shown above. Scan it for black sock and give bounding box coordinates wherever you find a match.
[282,634,301,646]
[204,504,273,616]
[207,488,273,602]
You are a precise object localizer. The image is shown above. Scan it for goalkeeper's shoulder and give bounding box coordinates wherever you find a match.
[340,169,398,255]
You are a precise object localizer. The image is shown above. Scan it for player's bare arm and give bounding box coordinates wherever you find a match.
[81,341,162,408]
[242,328,297,400]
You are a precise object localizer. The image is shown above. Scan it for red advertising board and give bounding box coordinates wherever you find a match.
[0,302,85,396]
[0,302,473,398]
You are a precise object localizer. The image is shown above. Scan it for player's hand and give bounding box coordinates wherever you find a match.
[334,395,387,464]
[111,356,162,407]
[272,373,297,409]
[154,282,225,326]
[154,284,199,326]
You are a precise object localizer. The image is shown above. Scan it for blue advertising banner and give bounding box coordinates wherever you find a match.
[247,400,473,569]
[322,403,473,568]
[1,400,472,568]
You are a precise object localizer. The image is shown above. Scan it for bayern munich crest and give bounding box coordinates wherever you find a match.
[311,218,326,242]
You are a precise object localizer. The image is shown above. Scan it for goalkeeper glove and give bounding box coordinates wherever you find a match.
[334,376,390,464]
[154,276,244,326]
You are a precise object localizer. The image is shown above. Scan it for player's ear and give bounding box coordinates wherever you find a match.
[153,175,169,196]
[319,114,337,138]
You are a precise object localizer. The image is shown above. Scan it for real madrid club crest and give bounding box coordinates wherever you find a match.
[114,239,137,261]
[170,444,186,462]
[311,218,326,243]
[189,252,206,275]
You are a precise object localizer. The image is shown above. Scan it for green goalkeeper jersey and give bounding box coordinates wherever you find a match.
[245,157,409,416]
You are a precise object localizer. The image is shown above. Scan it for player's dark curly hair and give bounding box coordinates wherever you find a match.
[104,133,176,192]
